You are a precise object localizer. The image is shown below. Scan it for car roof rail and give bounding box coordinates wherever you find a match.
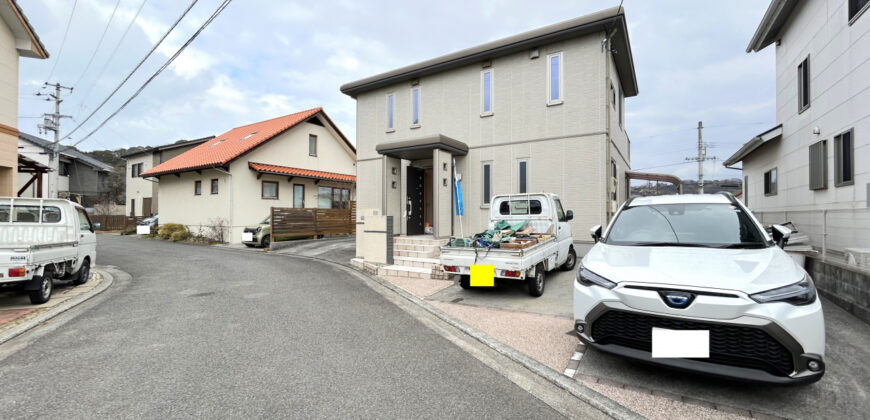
[718,191,740,206]
[624,195,639,207]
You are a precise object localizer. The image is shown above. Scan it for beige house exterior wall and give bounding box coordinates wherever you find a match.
[157,119,356,243]
[125,153,156,216]
[354,32,630,241]
[0,17,18,196]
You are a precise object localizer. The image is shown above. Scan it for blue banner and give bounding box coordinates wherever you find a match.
[454,178,464,216]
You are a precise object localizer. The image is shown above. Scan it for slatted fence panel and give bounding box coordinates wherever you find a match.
[270,202,355,241]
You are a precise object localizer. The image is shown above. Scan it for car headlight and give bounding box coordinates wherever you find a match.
[749,274,817,305]
[255,226,262,233]
[576,267,617,289]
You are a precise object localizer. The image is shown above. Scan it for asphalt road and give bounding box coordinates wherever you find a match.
[0,235,561,418]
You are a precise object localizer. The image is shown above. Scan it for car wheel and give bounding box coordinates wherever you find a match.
[459,275,471,289]
[72,259,90,285]
[527,263,545,297]
[561,247,577,271]
[29,276,52,305]
[261,235,271,248]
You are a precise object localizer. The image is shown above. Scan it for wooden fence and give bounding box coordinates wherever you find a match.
[270,201,355,241]
[90,215,144,231]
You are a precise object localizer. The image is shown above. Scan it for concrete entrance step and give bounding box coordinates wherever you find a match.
[394,249,439,258]
[377,264,451,280]
[393,256,441,270]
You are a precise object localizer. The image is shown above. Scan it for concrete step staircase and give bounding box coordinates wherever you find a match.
[377,236,451,280]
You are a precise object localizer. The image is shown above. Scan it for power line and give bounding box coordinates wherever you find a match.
[45,0,79,83]
[71,0,122,88]
[61,0,233,151]
[633,161,693,171]
[71,0,149,114]
[62,0,200,141]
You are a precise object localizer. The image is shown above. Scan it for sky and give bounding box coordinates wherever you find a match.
[17,0,776,182]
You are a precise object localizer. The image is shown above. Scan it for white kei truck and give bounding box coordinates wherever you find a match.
[0,198,96,304]
[439,193,577,297]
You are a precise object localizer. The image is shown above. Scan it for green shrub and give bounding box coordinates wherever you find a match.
[158,223,187,240]
[169,230,190,242]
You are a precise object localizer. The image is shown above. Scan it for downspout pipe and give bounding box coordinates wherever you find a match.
[603,25,618,223]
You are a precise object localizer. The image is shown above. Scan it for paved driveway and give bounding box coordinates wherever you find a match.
[0,235,559,418]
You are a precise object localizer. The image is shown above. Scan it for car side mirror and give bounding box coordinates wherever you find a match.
[565,210,574,221]
[92,222,100,232]
[590,225,602,243]
[771,224,791,248]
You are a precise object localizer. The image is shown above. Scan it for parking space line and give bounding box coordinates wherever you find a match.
[563,341,586,377]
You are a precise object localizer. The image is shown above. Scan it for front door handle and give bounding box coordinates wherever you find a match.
[407,198,413,216]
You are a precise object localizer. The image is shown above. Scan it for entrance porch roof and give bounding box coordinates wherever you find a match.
[375,135,468,161]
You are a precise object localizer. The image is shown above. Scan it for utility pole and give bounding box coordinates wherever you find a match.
[685,121,716,193]
[35,82,73,199]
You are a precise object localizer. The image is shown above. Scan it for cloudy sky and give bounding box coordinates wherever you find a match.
[18,0,775,181]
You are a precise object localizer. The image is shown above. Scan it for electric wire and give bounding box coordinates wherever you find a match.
[71,0,122,88]
[45,0,79,83]
[60,0,233,151]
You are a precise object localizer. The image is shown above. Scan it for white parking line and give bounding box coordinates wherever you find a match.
[571,352,584,361]
[563,368,577,377]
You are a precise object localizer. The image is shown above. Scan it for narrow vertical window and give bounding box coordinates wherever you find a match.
[835,129,854,186]
[482,162,492,205]
[764,169,777,196]
[309,134,317,157]
[619,90,624,128]
[293,184,305,208]
[481,69,493,115]
[386,93,395,131]
[211,178,219,194]
[547,52,563,105]
[744,176,749,207]
[798,56,810,113]
[518,160,528,193]
[194,181,202,196]
[610,83,616,108]
[411,86,420,126]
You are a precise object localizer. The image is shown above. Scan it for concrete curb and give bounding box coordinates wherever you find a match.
[0,268,114,346]
[269,236,353,251]
[266,251,643,420]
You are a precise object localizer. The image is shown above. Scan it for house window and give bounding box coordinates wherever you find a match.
[619,90,624,128]
[59,161,70,176]
[809,140,828,190]
[318,187,333,208]
[764,169,777,196]
[309,134,317,157]
[518,159,528,193]
[410,86,420,126]
[211,178,219,194]
[481,69,493,115]
[482,162,492,206]
[798,56,810,113]
[744,176,749,207]
[262,181,278,199]
[317,186,350,209]
[194,180,202,196]
[835,129,854,186]
[610,83,616,108]
[130,199,135,216]
[849,0,869,22]
[293,184,305,208]
[130,163,142,178]
[546,52,563,105]
[386,93,395,131]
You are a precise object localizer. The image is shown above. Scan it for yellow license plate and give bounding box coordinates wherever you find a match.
[470,264,495,287]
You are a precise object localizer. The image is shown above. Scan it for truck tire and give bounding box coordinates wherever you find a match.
[72,259,90,285]
[29,275,52,305]
[459,275,471,289]
[561,247,577,271]
[527,263,545,297]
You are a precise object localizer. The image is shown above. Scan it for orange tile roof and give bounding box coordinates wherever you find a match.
[248,162,355,183]
[141,107,353,177]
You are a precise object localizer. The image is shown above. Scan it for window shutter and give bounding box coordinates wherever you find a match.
[809,140,827,190]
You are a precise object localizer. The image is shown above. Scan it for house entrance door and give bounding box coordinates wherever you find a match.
[142,197,152,216]
[406,166,425,235]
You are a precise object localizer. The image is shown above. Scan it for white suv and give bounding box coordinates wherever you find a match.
[574,193,825,384]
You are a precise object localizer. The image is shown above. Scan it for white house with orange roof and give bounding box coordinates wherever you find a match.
[141,107,356,243]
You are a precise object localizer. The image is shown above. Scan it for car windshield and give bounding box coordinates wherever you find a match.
[604,203,768,248]
[261,216,270,225]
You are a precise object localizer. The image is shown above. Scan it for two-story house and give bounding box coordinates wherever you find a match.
[122,136,215,217]
[1,0,48,196]
[140,107,356,243]
[341,6,637,244]
[18,132,114,204]
[723,0,869,255]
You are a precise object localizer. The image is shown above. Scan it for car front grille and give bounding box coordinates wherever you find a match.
[591,310,795,377]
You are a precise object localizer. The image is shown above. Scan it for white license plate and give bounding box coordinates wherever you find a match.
[242,232,253,242]
[136,225,151,235]
[651,328,709,358]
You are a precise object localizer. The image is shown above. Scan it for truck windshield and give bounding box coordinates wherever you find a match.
[604,203,769,248]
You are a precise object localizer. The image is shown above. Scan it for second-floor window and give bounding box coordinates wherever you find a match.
[764,168,777,196]
[619,90,624,128]
[386,93,395,131]
[481,69,493,115]
[482,162,492,205]
[835,129,854,186]
[849,0,869,22]
[798,56,810,113]
[309,134,317,157]
[59,161,70,176]
[518,159,528,193]
[410,86,420,126]
[547,52,563,105]
[131,162,143,178]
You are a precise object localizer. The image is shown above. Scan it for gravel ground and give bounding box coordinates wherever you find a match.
[381,276,455,298]
[428,301,576,371]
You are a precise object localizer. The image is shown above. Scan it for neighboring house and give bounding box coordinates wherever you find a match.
[18,132,114,205]
[122,136,214,217]
[724,0,869,254]
[0,0,48,196]
[140,107,356,243]
[340,6,637,241]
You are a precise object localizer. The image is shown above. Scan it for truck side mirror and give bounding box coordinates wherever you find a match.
[565,210,574,221]
[771,224,791,248]
[590,225,602,243]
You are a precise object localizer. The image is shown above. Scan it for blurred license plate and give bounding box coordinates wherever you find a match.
[242,232,253,242]
[136,225,150,235]
[652,328,709,358]
[470,264,494,287]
